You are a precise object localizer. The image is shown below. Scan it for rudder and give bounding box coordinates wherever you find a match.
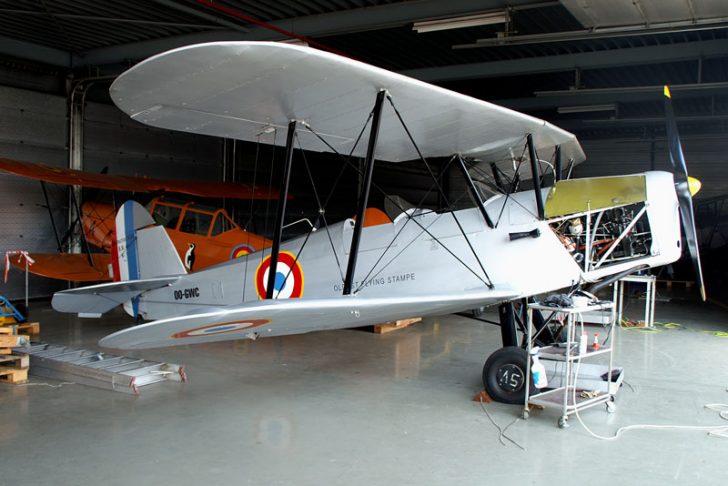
[113,200,187,281]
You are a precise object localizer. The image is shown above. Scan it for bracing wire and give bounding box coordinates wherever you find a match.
[305,111,493,292]
[386,95,493,288]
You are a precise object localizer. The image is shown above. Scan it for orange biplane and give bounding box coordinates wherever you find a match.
[0,158,275,282]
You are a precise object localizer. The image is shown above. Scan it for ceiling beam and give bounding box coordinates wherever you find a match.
[400,38,728,82]
[72,0,533,67]
[497,82,728,112]
[148,0,249,32]
[554,115,728,132]
[0,35,70,67]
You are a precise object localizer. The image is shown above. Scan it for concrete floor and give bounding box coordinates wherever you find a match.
[1,297,727,485]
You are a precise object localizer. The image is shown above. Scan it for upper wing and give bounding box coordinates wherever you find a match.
[110,42,584,173]
[98,286,518,349]
[0,157,279,200]
[12,253,111,282]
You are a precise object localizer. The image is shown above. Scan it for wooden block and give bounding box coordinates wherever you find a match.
[472,390,493,403]
[373,317,422,334]
[0,366,28,384]
[0,327,12,335]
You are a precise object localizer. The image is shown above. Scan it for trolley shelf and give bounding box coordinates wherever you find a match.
[529,386,611,411]
[539,345,612,362]
[523,300,620,428]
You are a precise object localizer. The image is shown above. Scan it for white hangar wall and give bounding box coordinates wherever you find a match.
[0,85,223,301]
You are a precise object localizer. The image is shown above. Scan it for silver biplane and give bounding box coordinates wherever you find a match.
[52,42,704,403]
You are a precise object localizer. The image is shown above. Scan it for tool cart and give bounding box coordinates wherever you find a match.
[523,301,623,428]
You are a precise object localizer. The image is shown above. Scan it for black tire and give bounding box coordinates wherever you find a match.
[482,346,535,404]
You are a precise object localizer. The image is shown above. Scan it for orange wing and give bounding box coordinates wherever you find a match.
[12,253,111,282]
[0,158,280,200]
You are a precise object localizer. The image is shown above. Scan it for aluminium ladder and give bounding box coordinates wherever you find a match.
[19,343,187,395]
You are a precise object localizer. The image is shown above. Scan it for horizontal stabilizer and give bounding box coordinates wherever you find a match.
[52,277,179,315]
[99,286,518,349]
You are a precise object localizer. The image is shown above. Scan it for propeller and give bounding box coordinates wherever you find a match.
[663,85,706,301]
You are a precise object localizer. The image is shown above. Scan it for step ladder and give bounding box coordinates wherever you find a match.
[19,343,187,395]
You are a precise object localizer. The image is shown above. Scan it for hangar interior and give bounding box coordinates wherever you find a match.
[1,1,727,484]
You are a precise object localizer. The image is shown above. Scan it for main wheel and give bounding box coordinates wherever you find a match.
[482,346,535,404]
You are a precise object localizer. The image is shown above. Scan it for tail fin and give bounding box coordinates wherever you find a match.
[113,201,186,282]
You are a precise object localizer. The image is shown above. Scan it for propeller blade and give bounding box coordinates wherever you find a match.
[664,85,706,301]
[664,86,688,180]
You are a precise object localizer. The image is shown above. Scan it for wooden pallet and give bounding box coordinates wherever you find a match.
[0,366,28,384]
[6,322,40,335]
[0,353,29,368]
[0,327,31,361]
[373,317,422,334]
[0,324,31,384]
[0,350,29,384]
[0,332,30,355]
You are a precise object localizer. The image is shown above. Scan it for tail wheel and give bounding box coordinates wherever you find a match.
[482,346,535,404]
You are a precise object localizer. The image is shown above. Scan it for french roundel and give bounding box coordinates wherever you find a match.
[255,251,304,300]
[230,244,255,259]
[172,319,270,339]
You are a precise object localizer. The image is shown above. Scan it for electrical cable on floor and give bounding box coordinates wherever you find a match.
[571,356,728,440]
[479,397,525,450]
[622,379,636,393]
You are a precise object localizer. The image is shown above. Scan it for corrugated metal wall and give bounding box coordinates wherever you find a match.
[577,137,728,200]
[0,85,222,301]
[0,86,68,301]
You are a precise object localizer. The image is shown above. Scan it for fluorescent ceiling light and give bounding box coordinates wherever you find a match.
[413,11,507,33]
[557,104,617,114]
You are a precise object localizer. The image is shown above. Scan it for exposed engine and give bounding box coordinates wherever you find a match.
[551,202,652,271]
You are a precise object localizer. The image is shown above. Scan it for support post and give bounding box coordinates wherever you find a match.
[69,189,94,266]
[343,90,386,295]
[457,156,494,228]
[40,181,62,252]
[527,134,545,220]
[266,120,297,299]
[554,145,562,182]
[68,84,85,255]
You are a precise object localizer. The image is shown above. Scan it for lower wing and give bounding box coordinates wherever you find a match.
[13,253,111,282]
[99,286,518,349]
